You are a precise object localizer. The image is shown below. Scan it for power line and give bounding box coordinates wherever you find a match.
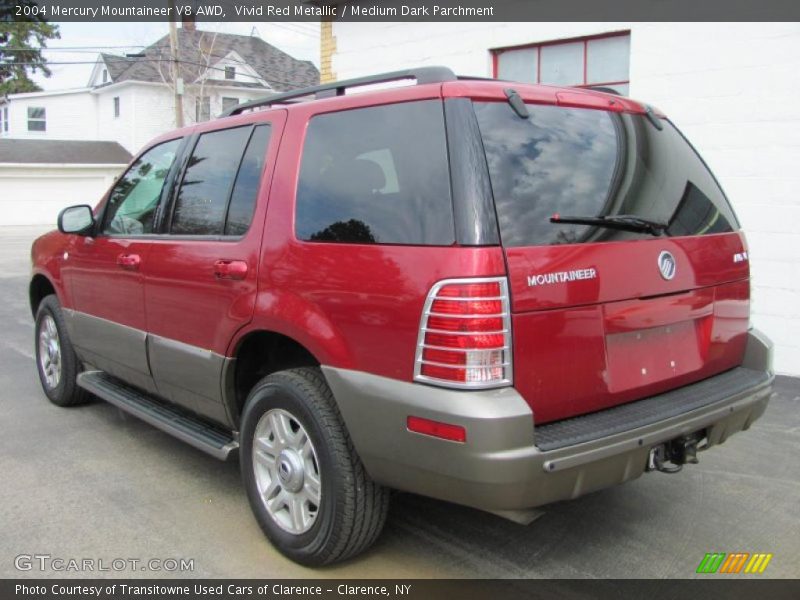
[278,23,319,35]
[2,45,146,50]
[3,58,315,89]
[4,48,145,54]
[279,21,319,31]
[266,23,319,38]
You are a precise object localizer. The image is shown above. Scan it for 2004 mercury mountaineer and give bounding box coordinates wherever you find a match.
[29,67,774,565]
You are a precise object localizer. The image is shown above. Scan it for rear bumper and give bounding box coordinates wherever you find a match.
[323,329,774,512]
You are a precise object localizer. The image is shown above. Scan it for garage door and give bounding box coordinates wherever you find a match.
[0,168,120,226]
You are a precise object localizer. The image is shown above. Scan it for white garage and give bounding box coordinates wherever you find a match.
[0,140,131,226]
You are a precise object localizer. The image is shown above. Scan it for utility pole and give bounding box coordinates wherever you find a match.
[167,0,184,127]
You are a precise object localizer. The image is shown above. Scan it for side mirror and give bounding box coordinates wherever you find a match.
[58,205,95,236]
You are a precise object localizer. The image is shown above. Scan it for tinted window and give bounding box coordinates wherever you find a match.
[171,126,252,235]
[474,102,738,247]
[103,138,181,235]
[225,125,271,236]
[296,100,454,245]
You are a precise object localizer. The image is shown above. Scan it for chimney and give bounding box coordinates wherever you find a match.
[182,14,196,32]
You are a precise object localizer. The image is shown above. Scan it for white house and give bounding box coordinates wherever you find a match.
[1,27,319,153]
[322,20,800,376]
[0,26,319,227]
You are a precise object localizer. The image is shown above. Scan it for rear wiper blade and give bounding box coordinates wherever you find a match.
[550,213,668,236]
[504,88,530,119]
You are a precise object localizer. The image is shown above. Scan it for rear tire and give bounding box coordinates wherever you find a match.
[34,295,89,407]
[240,367,389,566]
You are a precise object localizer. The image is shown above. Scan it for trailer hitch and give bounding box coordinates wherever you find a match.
[647,432,705,474]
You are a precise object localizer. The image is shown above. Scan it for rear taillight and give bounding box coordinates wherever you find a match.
[414,277,512,389]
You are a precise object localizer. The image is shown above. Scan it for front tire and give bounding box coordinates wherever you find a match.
[240,367,389,566]
[34,295,89,407]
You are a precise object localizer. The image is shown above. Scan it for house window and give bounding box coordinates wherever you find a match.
[27,106,46,132]
[103,69,108,83]
[1,106,8,134]
[224,66,235,80]
[113,97,120,118]
[221,97,239,113]
[493,32,631,95]
[195,96,211,122]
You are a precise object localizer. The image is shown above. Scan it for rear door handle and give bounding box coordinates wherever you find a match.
[214,259,248,280]
[116,253,141,270]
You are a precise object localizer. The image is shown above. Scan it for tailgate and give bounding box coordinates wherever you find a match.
[507,234,750,423]
[472,94,750,423]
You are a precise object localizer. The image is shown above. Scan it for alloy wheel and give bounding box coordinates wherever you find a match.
[252,408,322,534]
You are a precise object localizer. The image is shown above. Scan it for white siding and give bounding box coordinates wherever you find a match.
[181,87,268,125]
[95,86,138,153]
[331,21,800,375]
[93,84,268,155]
[3,90,98,142]
[3,82,271,156]
[131,85,176,154]
[206,87,267,119]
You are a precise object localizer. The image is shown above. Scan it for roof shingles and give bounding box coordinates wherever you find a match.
[101,30,319,92]
[0,139,132,165]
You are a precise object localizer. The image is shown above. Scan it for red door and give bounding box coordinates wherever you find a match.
[143,113,285,424]
[63,137,184,392]
[65,236,154,391]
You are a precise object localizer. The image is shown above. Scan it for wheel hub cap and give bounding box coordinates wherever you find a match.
[252,408,321,534]
[277,449,304,493]
[38,315,62,390]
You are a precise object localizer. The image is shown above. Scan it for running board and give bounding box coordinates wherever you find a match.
[77,371,238,460]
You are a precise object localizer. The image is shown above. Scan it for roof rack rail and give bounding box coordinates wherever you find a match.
[457,75,499,83]
[221,66,457,117]
[583,86,623,96]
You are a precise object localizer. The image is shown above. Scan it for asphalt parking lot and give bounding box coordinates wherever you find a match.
[1,225,798,579]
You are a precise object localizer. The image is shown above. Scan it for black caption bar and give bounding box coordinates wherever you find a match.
[6,0,800,22]
[5,580,800,600]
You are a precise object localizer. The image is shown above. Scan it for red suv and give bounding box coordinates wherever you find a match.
[30,67,774,565]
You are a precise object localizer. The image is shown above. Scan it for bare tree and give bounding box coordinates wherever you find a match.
[152,29,220,127]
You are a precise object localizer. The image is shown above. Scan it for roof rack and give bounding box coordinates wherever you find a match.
[583,86,623,96]
[221,66,457,117]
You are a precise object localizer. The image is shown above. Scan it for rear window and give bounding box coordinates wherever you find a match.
[295,100,454,245]
[473,101,739,247]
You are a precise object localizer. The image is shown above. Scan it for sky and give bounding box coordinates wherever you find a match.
[33,21,320,90]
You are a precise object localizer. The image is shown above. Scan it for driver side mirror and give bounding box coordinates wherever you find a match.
[57,205,95,236]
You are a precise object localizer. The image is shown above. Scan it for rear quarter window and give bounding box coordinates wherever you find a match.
[473,101,739,247]
[295,100,455,245]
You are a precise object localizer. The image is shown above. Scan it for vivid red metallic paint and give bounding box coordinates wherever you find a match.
[30,78,749,425]
[143,110,287,354]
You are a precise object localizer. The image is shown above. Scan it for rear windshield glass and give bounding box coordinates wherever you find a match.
[473,101,739,247]
[296,100,454,245]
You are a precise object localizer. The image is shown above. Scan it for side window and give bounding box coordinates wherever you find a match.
[225,125,271,236]
[195,96,211,122]
[171,126,261,236]
[295,100,454,245]
[103,138,181,235]
[222,97,239,113]
[27,106,46,132]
